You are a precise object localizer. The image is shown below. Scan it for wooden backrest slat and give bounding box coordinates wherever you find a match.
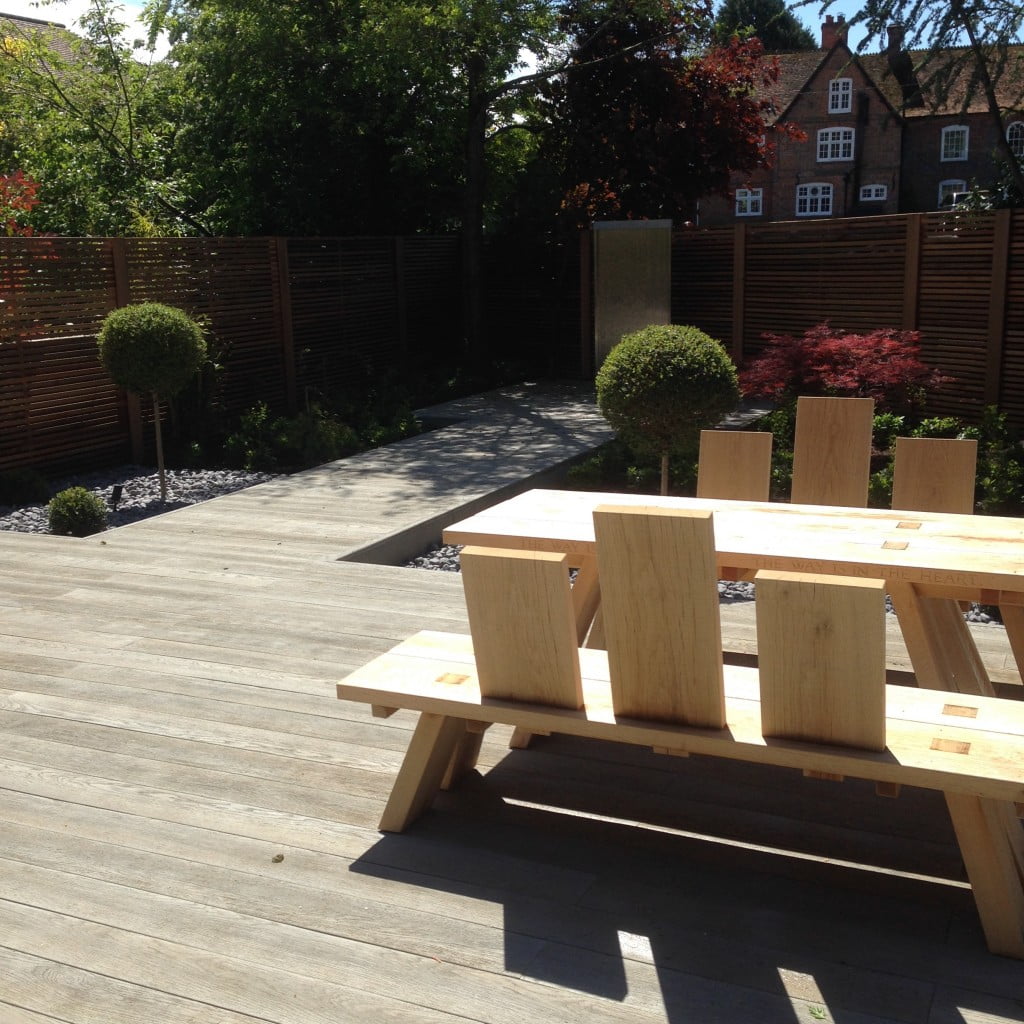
[790,396,875,507]
[755,569,887,751]
[891,436,978,514]
[460,546,583,709]
[593,505,725,728]
[696,430,774,502]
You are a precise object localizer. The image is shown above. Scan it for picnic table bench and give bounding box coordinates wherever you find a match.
[338,502,1024,959]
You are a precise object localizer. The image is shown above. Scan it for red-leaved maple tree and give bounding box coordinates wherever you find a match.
[1,171,40,236]
[740,322,951,412]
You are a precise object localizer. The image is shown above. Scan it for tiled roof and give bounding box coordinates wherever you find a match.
[765,39,1024,122]
[0,11,77,61]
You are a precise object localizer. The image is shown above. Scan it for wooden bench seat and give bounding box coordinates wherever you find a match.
[338,504,1024,958]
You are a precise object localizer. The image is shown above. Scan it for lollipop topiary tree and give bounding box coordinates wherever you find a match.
[97,302,207,502]
[596,324,740,495]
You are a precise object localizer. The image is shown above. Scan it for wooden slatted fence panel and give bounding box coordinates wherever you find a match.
[999,214,1024,427]
[671,228,732,345]
[1,239,128,473]
[401,236,461,370]
[915,212,994,419]
[672,210,1024,431]
[124,237,287,413]
[483,237,584,377]
[742,217,906,359]
[287,237,401,401]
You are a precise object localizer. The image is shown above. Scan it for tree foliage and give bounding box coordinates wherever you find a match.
[0,170,39,235]
[0,4,192,235]
[543,1,794,224]
[713,0,816,51]
[739,322,951,412]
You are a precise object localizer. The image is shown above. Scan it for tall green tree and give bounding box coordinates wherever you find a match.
[713,0,816,51]
[0,3,193,235]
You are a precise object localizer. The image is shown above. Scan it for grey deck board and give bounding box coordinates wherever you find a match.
[2,382,1023,1023]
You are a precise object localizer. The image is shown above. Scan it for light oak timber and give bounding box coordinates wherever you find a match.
[696,429,773,502]
[756,572,887,750]
[789,396,876,507]
[338,632,1024,806]
[891,437,978,515]
[594,506,724,727]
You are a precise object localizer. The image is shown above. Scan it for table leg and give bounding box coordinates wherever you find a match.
[998,604,1024,681]
[945,792,1024,957]
[379,712,466,833]
[442,721,491,790]
[888,581,995,697]
[891,581,1024,954]
[509,554,601,751]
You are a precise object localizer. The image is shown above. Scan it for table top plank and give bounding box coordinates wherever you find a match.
[444,490,1024,594]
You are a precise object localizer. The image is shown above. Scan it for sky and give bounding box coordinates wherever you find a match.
[1,0,150,39]
[0,0,874,53]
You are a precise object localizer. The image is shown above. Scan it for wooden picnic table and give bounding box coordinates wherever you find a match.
[443,488,1024,698]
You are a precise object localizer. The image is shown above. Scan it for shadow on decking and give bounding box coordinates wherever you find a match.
[349,737,1024,1022]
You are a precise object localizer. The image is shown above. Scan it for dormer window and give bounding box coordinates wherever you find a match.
[829,78,853,114]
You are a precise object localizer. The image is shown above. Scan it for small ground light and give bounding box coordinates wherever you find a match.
[110,484,123,509]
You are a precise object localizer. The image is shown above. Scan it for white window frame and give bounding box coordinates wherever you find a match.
[1007,121,1024,160]
[938,179,967,207]
[817,127,855,162]
[941,125,969,161]
[796,183,834,217]
[735,188,763,217]
[859,184,887,201]
[828,78,853,114]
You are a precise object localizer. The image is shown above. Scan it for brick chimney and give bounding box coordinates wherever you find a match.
[885,23,922,107]
[821,14,848,49]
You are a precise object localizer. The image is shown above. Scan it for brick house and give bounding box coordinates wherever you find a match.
[698,16,1024,225]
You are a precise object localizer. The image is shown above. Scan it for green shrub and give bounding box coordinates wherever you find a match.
[596,324,739,495]
[0,468,50,506]
[275,405,361,467]
[872,412,905,453]
[912,415,964,439]
[48,487,108,537]
[223,402,282,471]
[223,402,364,471]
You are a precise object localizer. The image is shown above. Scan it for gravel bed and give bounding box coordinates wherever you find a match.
[0,465,281,534]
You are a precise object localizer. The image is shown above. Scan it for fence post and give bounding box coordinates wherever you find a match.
[731,223,746,363]
[985,208,1011,406]
[394,236,409,364]
[902,214,923,330]
[111,237,144,463]
[579,229,594,377]
[275,238,298,414]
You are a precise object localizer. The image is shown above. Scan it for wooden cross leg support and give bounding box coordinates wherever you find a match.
[378,713,467,834]
[945,793,1024,958]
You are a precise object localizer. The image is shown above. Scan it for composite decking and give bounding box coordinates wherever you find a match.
[2,382,1023,1024]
